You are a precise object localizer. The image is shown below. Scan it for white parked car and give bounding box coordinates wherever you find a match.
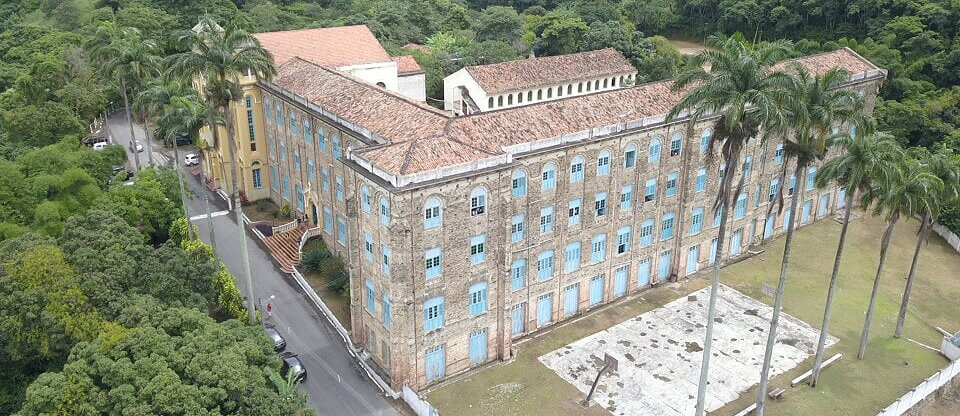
[132,141,144,152]
[184,153,199,166]
[93,142,108,151]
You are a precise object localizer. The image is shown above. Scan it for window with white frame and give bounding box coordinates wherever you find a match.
[470,188,486,215]
[769,178,780,202]
[469,282,488,315]
[511,214,525,242]
[365,280,375,313]
[807,166,817,190]
[568,199,582,225]
[649,138,661,162]
[691,207,704,234]
[512,259,526,289]
[336,176,344,201]
[661,212,675,239]
[425,247,442,279]
[789,174,796,196]
[539,206,554,234]
[700,129,712,154]
[670,132,682,156]
[570,156,584,183]
[591,234,607,262]
[735,193,747,219]
[597,150,611,176]
[775,143,784,164]
[424,297,444,332]
[617,226,631,254]
[542,163,557,190]
[595,192,607,216]
[743,156,752,178]
[624,145,637,168]
[470,234,486,264]
[537,250,554,280]
[640,218,654,246]
[565,242,581,271]
[321,168,329,191]
[620,185,633,210]
[644,178,656,202]
[666,172,678,197]
[512,170,527,197]
[424,197,442,229]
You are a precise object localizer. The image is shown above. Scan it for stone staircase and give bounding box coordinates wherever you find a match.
[263,225,307,273]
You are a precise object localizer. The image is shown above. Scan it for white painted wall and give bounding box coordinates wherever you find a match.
[398,73,426,102]
[443,68,489,114]
[340,61,399,92]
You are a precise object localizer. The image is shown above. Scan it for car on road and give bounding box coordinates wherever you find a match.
[132,141,144,153]
[265,325,286,352]
[83,135,109,147]
[184,153,199,166]
[93,142,108,151]
[171,133,192,147]
[279,352,306,382]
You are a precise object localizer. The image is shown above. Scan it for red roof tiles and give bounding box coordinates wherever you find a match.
[272,48,881,179]
[254,25,392,68]
[393,55,423,74]
[464,48,636,94]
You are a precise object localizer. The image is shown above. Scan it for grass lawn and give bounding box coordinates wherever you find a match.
[426,214,960,416]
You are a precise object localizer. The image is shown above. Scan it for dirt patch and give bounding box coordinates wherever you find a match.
[685,342,703,353]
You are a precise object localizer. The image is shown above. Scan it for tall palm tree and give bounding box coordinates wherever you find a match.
[809,131,901,386]
[894,149,960,338]
[86,22,161,170]
[169,16,276,324]
[667,33,794,416]
[754,65,867,414]
[857,156,939,359]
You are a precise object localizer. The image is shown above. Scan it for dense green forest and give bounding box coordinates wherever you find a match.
[0,0,958,414]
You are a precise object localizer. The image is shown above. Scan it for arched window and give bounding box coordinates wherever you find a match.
[578,82,583,93]
[567,84,572,95]
[527,91,533,101]
[586,81,592,92]
[542,163,557,190]
[424,197,442,229]
[469,282,488,315]
[304,120,312,143]
[290,112,298,134]
[743,156,752,178]
[488,97,493,108]
[379,196,390,225]
[624,144,637,168]
[376,82,386,87]
[470,187,486,215]
[807,166,818,189]
[649,138,661,163]
[700,129,712,154]
[498,96,503,107]
[511,169,527,197]
[611,77,617,87]
[597,150,611,176]
[603,78,608,88]
[734,193,748,218]
[547,88,553,99]
[538,89,543,100]
[517,92,523,104]
[670,132,682,156]
[594,80,600,90]
[275,104,282,125]
[570,156,584,183]
[508,94,513,105]
[556,85,563,97]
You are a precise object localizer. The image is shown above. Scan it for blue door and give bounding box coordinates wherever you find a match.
[637,259,651,287]
[730,229,742,256]
[511,303,525,335]
[687,245,699,273]
[764,214,775,238]
[425,345,446,382]
[801,200,812,223]
[709,239,718,265]
[589,275,604,306]
[614,267,627,297]
[563,284,579,317]
[837,188,846,208]
[469,329,488,364]
[818,195,829,217]
[658,251,671,280]
[536,294,553,327]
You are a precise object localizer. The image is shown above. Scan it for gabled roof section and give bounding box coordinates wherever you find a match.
[393,55,423,75]
[271,58,448,143]
[464,48,636,95]
[254,25,392,68]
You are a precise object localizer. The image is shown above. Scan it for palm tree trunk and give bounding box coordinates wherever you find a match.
[894,212,930,338]
[857,213,898,359]
[809,189,854,387]
[223,102,257,325]
[695,156,736,416]
[141,107,155,166]
[172,132,193,241]
[120,75,141,171]
[756,163,804,415]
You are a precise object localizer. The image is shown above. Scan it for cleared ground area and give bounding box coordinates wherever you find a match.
[539,285,834,415]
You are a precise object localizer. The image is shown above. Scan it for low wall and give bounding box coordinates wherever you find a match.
[876,357,960,416]
[932,223,960,253]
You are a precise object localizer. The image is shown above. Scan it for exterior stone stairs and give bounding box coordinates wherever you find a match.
[263,225,307,273]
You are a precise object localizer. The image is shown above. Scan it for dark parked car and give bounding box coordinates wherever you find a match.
[171,133,192,147]
[279,351,306,382]
[83,135,109,147]
[265,325,286,352]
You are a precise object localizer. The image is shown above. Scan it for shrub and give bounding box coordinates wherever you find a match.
[301,249,329,272]
[280,204,291,218]
[256,200,268,211]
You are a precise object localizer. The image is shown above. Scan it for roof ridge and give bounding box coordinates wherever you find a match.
[462,47,619,71]
[254,25,369,36]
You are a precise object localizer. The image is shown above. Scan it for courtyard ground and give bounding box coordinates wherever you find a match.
[426,214,960,416]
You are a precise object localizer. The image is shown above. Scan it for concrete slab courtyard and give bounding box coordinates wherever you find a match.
[538,285,835,416]
[426,215,960,416]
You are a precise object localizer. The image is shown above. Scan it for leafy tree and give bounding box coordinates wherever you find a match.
[475,6,524,44]
[529,8,589,56]
[0,102,84,148]
[667,33,793,416]
[98,169,180,245]
[619,0,677,34]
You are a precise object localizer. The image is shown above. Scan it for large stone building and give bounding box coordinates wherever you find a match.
[203,27,884,392]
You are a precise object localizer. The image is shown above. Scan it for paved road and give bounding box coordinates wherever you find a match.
[108,115,401,416]
[106,111,171,169]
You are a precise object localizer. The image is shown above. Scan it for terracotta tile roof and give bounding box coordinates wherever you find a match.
[273,48,881,179]
[464,48,636,95]
[254,25,392,68]
[271,58,448,143]
[402,43,431,53]
[393,55,423,74]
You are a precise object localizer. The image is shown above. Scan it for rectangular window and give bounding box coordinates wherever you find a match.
[754,184,762,207]
[336,176,344,201]
[617,227,631,254]
[645,178,656,202]
[293,148,301,171]
[775,143,784,164]
[511,215,525,242]
[252,168,262,189]
[470,235,486,264]
[365,280,376,313]
[296,185,304,212]
[788,174,797,196]
[364,233,373,262]
[245,97,256,142]
[568,199,581,226]
[512,175,526,197]
[323,207,333,233]
[337,217,347,244]
[511,260,526,290]
[425,204,441,229]
[597,154,610,175]
[469,284,488,315]
[564,242,581,272]
[281,175,290,200]
[270,166,279,190]
[735,195,747,219]
[591,234,607,262]
[570,161,584,183]
[696,168,707,192]
[424,298,444,332]
[640,219,654,246]
[425,247,442,279]
[595,192,607,217]
[383,296,391,326]
[661,212,675,239]
[307,159,315,183]
[542,168,556,190]
[624,149,636,168]
[807,167,817,190]
[691,207,704,234]
[318,128,327,150]
[537,251,554,280]
[321,168,330,191]
[620,185,633,210]
[539,206,554,234]
[714,206,723,227]
[769,179,780,202]
[382,245,391,275]
[666,172,678,197]
[333,137,341,158]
